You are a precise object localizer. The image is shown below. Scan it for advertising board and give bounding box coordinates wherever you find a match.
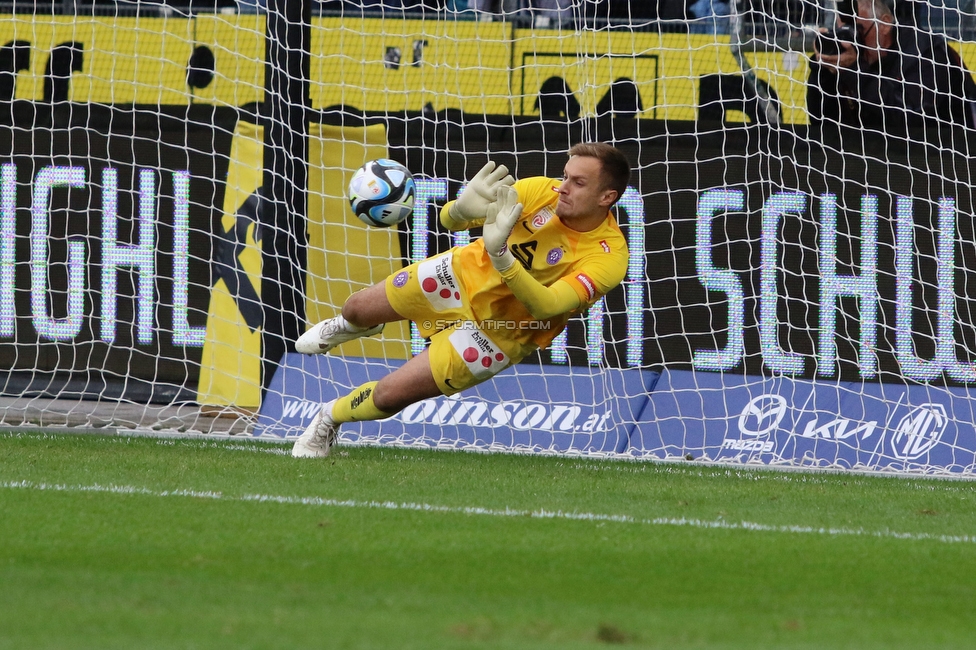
[255,352,654,455]
[631,368,976,474]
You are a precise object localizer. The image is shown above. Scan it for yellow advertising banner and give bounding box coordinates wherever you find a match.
[0,13,870,123]
[191,14,264,107]
[304,122,410,361]
[311,18,512,114]
[0,16,190,103]
[196,119,409,409]
[197,119,264,409]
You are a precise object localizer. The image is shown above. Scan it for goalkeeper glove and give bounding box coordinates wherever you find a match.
[483,185,522,272]
[448,161,515,224]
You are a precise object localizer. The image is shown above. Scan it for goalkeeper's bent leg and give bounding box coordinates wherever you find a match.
[331,381,394,423]
[331,348,444,424]
[343,282,403,329]
[295,351,441,458]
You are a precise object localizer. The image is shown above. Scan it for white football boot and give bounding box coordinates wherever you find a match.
[295,316,384,355]
[292,400,339,458]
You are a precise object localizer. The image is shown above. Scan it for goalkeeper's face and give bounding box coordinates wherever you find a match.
[555,155,618,223]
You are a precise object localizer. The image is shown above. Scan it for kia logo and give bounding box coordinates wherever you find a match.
[737,395,787,437]
[891,403,948,460]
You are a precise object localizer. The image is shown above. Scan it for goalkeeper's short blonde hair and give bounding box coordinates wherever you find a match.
[567,142,631,206]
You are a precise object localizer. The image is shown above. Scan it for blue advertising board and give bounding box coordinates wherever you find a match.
[257,356,976,475]
[629,370,976,475]
[255,354,656,455]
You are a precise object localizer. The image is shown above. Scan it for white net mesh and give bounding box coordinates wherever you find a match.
[2,0,976,475]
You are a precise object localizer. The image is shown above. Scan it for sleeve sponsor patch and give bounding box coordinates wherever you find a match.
[576,272,597,301]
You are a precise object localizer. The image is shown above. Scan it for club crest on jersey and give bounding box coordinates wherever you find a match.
[600,240,610,253]
[576,272,597,300]
[392,271,409,288]
[532,207,554,230]
[449,325,509,380]
[418,253,463,311]
[546,247,563,265]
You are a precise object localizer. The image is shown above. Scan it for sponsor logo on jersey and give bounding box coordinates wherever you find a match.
[392,271,408,288]
[418,253,463,311]
[448,324,509,380]
[546,247,563,265]
[737,394,787,437]
[575,273,597,300]
[600,240,610,253]
[891,403,948,459]
[532,208,553,230]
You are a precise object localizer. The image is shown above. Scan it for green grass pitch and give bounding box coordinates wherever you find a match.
[2,431,976,649]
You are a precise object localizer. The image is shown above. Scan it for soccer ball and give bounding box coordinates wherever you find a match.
[348,159,416,228]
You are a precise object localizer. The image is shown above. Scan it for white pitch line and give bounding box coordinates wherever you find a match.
[1,479,974,546]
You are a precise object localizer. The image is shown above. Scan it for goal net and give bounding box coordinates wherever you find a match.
[2,0,976,476]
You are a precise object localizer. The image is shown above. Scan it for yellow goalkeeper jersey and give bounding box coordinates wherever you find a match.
[454,176,629,356]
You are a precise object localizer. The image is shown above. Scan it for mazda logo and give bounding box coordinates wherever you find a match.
[738,395,788,437]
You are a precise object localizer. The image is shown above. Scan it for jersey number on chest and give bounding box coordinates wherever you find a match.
[510,240,538,270]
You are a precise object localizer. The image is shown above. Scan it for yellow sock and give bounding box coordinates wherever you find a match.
[331,381,393,423]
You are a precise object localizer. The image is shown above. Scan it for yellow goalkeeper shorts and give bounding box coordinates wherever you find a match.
[385,252,519,395]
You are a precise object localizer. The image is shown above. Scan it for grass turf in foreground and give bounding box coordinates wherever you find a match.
[0,432,975,649]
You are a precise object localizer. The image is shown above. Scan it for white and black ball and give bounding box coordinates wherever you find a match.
[348,159,416,228]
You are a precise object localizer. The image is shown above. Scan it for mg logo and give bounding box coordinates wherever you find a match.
[891,403,948,460]
[738,395,787,437]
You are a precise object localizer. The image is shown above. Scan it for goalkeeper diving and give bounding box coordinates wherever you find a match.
[292,142,632,458]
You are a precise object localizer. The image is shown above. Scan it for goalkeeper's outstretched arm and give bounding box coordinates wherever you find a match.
[439,202,482,231]
[497,264,582,320]
[440,160,514,231]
